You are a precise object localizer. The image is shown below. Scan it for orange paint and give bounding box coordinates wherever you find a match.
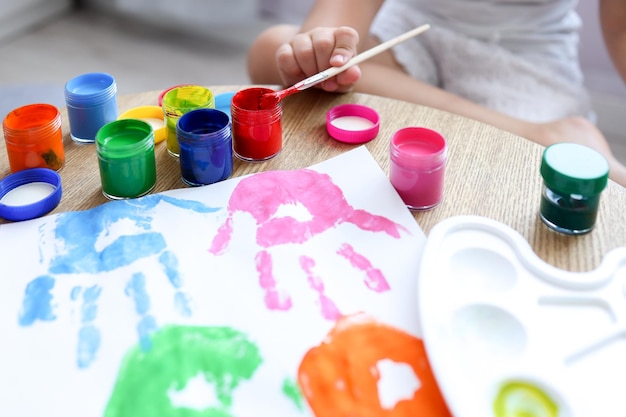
[298,314,452,417]
[2,104,65,172]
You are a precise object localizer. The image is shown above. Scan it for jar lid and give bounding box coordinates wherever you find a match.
[540,143,609,195]
[326,104,380,144]
[0,168,62,221]
[118,105,166,144]
[214,91,236,120]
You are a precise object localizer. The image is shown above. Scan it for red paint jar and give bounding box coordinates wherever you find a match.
[231,87,282,161]
[3,104,65,172]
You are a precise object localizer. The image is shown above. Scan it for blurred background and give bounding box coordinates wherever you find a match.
[0,0,624,162]
[0,0,314,116]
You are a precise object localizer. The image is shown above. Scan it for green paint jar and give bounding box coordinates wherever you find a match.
[96,119,156,200]
[539,143,609,235]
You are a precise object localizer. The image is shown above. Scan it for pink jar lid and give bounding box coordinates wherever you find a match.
[326,104,380,144]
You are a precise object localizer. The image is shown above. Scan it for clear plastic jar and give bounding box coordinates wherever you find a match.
[65,72,118,143]
[389,127,447,210]
[231,87,282,161]
[162,85,214,157]
[177,108,233,186]
[96,119,156,199]
[3,103,65,172]
[539,143,609,235]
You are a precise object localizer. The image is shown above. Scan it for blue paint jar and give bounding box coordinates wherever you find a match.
[65,72,118,143]
[177,108,233,186]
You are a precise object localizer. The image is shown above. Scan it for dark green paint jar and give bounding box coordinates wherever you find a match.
[96,119,156,199]
[539,143,609,235]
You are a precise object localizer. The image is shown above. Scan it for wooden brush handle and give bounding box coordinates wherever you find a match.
[295,23,430,91]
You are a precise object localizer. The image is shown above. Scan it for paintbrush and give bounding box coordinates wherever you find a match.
[259,23,431,108]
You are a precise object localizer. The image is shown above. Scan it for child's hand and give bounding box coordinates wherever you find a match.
[275,26,361,92]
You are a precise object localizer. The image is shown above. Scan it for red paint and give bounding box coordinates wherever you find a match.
[231,87,282,161]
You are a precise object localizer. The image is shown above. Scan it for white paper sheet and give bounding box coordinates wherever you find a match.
[0,147,448,417]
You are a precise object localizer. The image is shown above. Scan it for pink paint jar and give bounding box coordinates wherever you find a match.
[389,127,447,210]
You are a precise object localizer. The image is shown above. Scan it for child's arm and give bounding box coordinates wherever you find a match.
[600,0,626,85]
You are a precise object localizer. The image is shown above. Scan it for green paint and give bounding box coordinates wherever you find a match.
[105,325,263,417]
[493,381,559,417]
[282,378,305,411]
[96,119,156,199]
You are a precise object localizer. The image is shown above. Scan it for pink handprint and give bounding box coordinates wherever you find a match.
[210,169,408,317]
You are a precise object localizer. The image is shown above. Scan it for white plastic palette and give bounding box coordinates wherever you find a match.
[417,215,626,417]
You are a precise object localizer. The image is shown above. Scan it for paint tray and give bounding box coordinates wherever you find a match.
[417,215,626,416]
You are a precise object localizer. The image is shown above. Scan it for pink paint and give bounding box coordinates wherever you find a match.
[210,217,232,255]
[209,168,408,316]
[210,169,406,249]
[257,250,292,310]
[301,256,342,320]
[389,127,447,211]
[337,243,390,292]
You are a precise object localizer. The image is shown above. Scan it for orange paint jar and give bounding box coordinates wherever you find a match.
[3,104,65,172]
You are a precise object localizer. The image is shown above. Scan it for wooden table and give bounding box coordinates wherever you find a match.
[1,85,624,272]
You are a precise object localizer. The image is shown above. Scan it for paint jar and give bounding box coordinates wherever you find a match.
[539,143,609,235]
[65,72,118,143]
[2,103,65,173]
[177,108,233,186]
[389,127,447,210]
[231,87,282,161]
[162,85,214,157]
[96,119,156,200]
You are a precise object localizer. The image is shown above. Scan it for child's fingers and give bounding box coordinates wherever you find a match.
[330,26,359,67]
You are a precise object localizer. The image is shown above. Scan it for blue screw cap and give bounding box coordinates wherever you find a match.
[0,168,62,221]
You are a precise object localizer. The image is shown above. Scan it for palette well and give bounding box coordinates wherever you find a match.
[417,215,626,416]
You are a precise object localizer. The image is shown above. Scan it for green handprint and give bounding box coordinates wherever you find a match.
[105,325,263,417]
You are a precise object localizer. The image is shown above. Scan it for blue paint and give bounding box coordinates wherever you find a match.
[18,276,56,326]
[177,108,233,186]
[174,292,192,317]
[100,233,166,270]
[65,72,118,143]
[126,273,150,315]
[49,195,219,275]
[159,251,181,288]
[83,285,102,302]
[126,273,159,350]
[137,315,158,351]
[77,325,101,368]
[70,286,82,301]
[81,285,101,323]
[159,250,194,317]
[82,304,98,323]
[18,194,221,368]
